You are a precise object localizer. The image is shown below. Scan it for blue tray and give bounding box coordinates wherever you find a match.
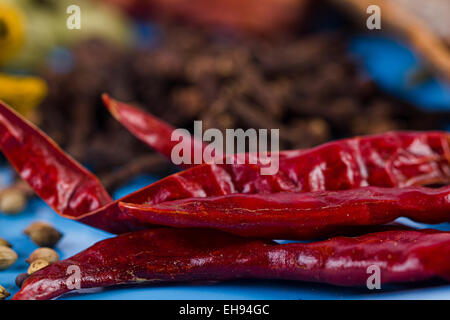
[1,34,450,300]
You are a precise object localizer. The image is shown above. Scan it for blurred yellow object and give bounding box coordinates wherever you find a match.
[2,0,132,69]
[0,1,25,64]
[0,73,47,116]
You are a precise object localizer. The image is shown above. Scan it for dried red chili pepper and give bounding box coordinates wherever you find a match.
[0,100,112,217]
[102,94,210,169]
[119,186,450,239]
[12,228,450,300]
[0,100,292,233]
[104,95,450,189]
[1,100,450,234]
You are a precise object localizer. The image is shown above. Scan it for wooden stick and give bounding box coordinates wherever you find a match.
[329,0,450,81]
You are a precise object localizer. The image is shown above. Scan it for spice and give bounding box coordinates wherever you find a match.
[0,101,112,217]
[119,185,450,239]
[0,179,34,216]
[24,222,63,248]
[39,27,450,190]
[103,94,209,169]
[2,100,450,234]
[12,228,450,300]
[0,237,12,248]
[27,259,50,275]
[0,246,18,270]
[15,273,29,288]
[105,96,450,188]
[26,248,60,264]
[0,186,27,214]
[0,285,10,300]
[99,153,169,191]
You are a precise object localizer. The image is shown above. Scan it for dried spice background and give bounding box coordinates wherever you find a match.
[38,24,450,191]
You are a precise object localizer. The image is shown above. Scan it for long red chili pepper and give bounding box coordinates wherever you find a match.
[1,100,450,234]
[3,98,450,300]
[118,186,450,239]
[103,94,210,169]
[0,100,112,217]
[12,228,450,300]
[0,101,291,232]
[104,95,450,189]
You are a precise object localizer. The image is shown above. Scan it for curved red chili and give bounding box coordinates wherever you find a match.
[12,228,450,300]
[103,94,209,169]
[104,95,450,189]
[1,99,450,234]
[0,100,112,217]
[118,186,450,239]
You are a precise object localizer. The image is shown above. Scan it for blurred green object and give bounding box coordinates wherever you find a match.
[1,0,132,70]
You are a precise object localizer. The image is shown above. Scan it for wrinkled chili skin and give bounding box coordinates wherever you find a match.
[13,228,450,300]
[103,94,209,169]
[105,96,450,189]
[0,101,112,217]
[277,130,450,190]
[118,186,450,239]
[2,99,450,234]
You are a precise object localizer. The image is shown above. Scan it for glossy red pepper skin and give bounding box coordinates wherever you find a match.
[0,101,112,217]
[12,228,450,300]
[103,94,209,169]
[104,95,450,189]
[118,186,450,239]
[2,99,450,234]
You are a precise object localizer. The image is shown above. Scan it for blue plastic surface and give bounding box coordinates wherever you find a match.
[349,35,450,111]
[1,35,450,300]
